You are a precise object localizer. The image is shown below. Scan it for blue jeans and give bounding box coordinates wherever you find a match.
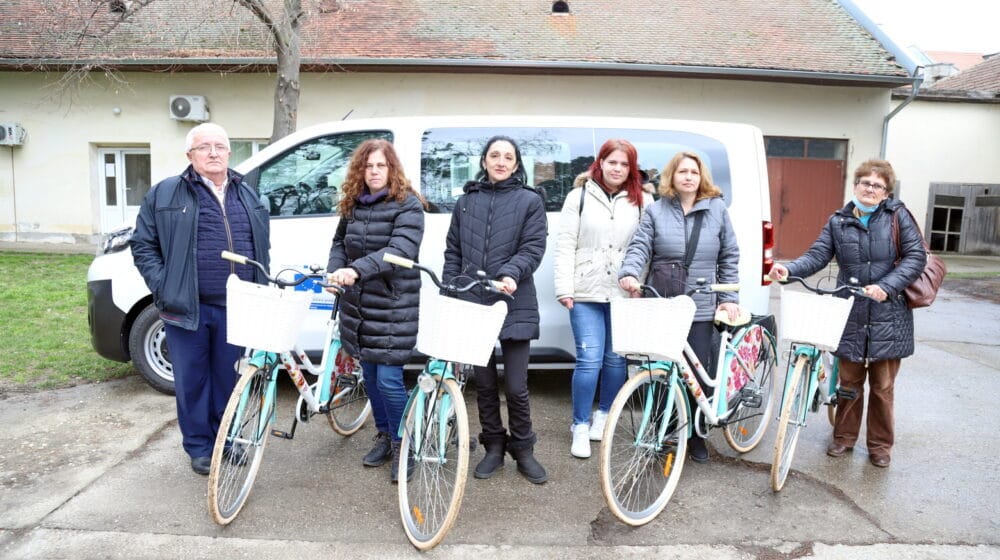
[569,302,626,426]
[360,361,407,441]
[164,303,241,458]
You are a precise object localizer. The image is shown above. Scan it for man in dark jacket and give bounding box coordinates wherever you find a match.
[132,123,270,475]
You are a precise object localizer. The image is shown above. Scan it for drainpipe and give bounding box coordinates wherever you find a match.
[881,66,923,159]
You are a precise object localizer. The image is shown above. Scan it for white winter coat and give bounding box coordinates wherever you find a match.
[554,180,654,302]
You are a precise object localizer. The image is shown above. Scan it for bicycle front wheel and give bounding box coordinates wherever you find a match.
[600,369,688,526]
[723,325,777,452]
[771,354,810,492]
[327,367,371,436]
[208,365,275,524]
[398,377,470,550]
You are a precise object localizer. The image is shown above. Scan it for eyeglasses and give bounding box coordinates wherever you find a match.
[856,179,887,193]
[190,144,230,155]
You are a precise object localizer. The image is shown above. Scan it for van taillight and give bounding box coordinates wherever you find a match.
[762,221,774,286]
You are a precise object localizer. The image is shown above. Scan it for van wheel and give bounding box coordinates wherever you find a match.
[129,305,175,395]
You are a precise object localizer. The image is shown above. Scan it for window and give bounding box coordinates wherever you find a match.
[98,147,151,232]
[765,137,847,160]
[230,139,269,167]
[930,194,964,252]
[420,127,731,213]
[255,130,392,217]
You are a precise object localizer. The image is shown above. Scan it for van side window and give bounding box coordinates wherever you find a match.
[257,130,393,217]
[420,127,731,213]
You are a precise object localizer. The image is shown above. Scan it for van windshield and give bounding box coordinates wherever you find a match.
[420,127,731,213]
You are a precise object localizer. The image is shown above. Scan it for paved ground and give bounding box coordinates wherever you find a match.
[1,244,998,558]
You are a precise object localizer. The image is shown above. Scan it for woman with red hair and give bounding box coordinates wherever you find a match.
[554,139,654,459]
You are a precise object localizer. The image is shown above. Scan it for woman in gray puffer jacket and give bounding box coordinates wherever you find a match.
[443,135,548,485]
[619,151,741,464]
[769,159,925,469]
[327,139,425,483]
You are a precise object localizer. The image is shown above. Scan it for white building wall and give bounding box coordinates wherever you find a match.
[0,70,890,243]
[886,98,1000,232]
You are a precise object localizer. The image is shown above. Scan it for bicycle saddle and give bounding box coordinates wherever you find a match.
[713,306,751,327]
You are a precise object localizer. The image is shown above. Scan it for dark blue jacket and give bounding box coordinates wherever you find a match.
[785,197,926,361]
[132,165,271,331]
[443,178,547,341]
[327,193,425,365]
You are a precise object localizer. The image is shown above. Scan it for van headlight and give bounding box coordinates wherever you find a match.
[98,226,134,255]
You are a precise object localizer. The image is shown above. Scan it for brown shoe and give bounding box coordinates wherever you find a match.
[826,443,853,457]
[870,453,891,468]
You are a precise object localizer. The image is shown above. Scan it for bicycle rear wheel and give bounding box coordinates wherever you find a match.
[600,369,687,526]
[771,354,810,492]
[398,377,469,550]
[327,367,371,436]
[208,365,275,524]
[723,326,777,452]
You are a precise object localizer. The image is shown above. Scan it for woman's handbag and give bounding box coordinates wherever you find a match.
[892,207,947,309]
[649,212,703,297]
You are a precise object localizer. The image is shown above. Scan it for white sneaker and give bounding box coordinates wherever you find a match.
[589,410,608,441]
[571,423,591,458]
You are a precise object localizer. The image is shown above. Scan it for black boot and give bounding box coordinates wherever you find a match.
[688,435,709,463]
[362,431,392,467]
[507,439,547,484]
[390,439,414,483]
[474,437,506,479]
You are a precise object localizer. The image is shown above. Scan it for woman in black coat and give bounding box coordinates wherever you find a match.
[443,135,549,484]
[327,139,425,483]
[769,159,926,468]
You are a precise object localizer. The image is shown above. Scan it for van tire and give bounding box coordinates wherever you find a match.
[129,304,175,395]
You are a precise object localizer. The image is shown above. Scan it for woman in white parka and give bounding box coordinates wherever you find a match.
[554,139,654,459]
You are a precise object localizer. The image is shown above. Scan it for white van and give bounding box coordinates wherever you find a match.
[87,115,775,393]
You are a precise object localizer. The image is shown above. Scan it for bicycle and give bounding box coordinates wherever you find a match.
[381,253,510,551]
[599,280,778,526]
[770,275,871,491]
[207,250,372,525]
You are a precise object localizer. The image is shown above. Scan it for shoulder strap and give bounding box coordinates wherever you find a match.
[684,211,704,268]
[578,185,586,216]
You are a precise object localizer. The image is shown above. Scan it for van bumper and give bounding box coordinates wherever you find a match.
[88,279,129,362]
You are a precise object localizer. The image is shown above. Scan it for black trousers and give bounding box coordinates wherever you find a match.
[686,321,716,436]
[473,339,536,445]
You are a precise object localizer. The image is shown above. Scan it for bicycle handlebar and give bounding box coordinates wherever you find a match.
[770,275,874,300]
[639,280,739,299]
[221,251,344,294]
[382,253,511,298]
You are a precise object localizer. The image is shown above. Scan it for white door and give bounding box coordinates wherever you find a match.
[99,148,151,232]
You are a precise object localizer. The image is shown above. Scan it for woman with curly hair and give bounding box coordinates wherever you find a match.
[327,138,426,482]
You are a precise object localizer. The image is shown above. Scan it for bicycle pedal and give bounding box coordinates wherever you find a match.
[739,387,762,408]
[836,387,858,401]
[270,429,294,440]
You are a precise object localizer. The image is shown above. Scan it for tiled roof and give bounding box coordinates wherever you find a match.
[0,0,909,84]
[927,55,1000,95]
[924,50,986,72]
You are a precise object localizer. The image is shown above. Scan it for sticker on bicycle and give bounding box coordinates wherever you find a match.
[335,348,359,378]
[725,326,762,400]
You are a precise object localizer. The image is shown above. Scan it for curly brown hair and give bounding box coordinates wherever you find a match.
[853,159,896,195]
[658,151,722,201]
[337,139,425,216]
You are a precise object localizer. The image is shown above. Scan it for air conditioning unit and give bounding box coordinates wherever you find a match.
[168,95,210,122]
[0,122,26,146]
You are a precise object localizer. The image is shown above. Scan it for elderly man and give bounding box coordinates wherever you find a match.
[132,123,270,475]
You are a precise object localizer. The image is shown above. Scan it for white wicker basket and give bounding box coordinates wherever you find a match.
[225,275,313,352]
[417,292,508,367]
[779,287,854,351]
[611,296,697,362]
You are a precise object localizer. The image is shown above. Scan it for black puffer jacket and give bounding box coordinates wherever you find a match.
[785,197,926,362]
[327,193,425,365]
[443,178,547,341]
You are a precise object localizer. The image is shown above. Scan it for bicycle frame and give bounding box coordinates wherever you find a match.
[784,343,839,420]
[633,320,776,442]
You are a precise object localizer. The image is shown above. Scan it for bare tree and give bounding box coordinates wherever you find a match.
[46,0,310,143]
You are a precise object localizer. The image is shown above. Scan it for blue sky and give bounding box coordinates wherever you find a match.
[851,0,1000,54]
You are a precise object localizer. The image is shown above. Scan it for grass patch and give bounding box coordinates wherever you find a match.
[0,252,134,393]
[946,271,1000,279]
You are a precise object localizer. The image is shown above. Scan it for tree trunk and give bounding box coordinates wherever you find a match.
[270,0,302,143]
